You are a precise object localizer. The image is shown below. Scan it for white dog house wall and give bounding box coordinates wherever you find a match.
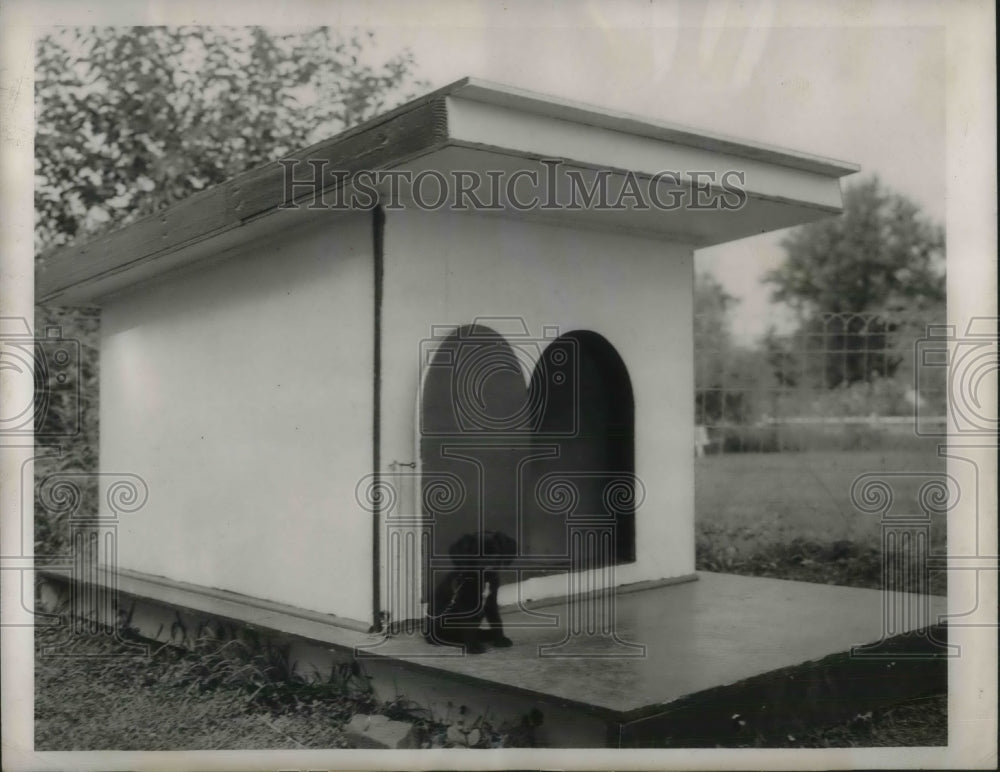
[37,78,858,633]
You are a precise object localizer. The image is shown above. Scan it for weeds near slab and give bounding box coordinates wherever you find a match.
[35,618,544,749]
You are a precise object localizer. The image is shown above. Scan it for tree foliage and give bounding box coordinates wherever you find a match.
[35,26,426,252]
[763,176,945,387]
[693,273,771,426]
[765,175,945,318]
[693,271,736,354]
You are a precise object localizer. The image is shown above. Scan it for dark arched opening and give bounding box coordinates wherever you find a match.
[524,330,636,567]
[419,324,531,565]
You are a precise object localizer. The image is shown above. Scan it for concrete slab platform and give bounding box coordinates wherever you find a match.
[356,572,946,730]
[367,571,947,716]
[38,568,948,747]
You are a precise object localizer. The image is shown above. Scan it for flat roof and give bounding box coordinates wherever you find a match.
[36,77,858,304]
[452,78,858,178]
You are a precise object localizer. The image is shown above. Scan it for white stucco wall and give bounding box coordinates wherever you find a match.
[99,204,694,623]
[380,209,695,609]
[101,214,375,623]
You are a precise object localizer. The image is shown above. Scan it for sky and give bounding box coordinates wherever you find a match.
[345,3,946,342]
[13,0,948,342]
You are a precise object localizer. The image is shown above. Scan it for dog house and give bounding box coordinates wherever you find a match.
[37,78,857,633]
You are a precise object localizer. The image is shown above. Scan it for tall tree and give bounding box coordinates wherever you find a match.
[765,175,945,318]
[35,26,425,253]
[764,175,945,386]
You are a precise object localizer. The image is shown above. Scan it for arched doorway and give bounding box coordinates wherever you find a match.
[419,325,636,585]
[419,324,532,564]
[523,331,636,569]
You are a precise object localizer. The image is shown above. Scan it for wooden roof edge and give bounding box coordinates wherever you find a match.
[37,77,857,303]
[450,77,860,179]
[36,82,459,302]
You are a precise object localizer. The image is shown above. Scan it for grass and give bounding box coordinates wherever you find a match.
[695,448,948,595]
[773,693,948,748]
[695,447,947,547]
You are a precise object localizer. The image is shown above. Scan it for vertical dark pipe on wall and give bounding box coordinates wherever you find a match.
[371,204,385,632]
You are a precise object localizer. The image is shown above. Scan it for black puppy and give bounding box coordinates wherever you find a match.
[426,531,517,653]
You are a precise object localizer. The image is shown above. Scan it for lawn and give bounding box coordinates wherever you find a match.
[696,447,947,547]
[694,447,948,594]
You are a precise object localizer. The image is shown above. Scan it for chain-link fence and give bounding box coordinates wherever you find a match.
[694,312,946,455]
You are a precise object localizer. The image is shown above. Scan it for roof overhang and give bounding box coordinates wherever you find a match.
[36,77,858,305]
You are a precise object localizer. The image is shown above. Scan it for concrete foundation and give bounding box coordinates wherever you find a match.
[37,568,947,748]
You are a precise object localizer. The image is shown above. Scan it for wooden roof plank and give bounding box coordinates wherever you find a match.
[229,97,449,221]
[37,97,450,302]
